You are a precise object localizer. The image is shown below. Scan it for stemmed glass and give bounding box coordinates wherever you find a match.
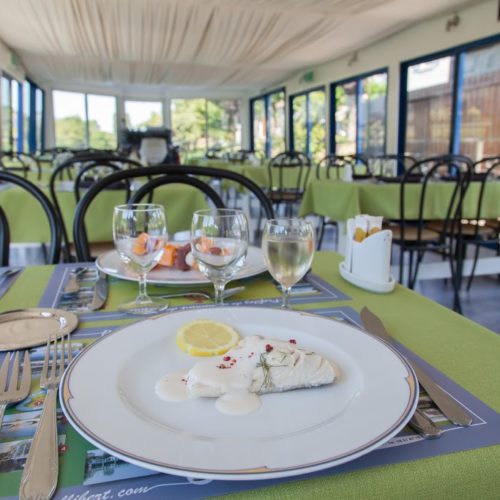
[191,209,249,305]
[262,218,315,309]
[113,204,168,314]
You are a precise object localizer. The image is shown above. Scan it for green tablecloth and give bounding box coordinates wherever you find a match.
[0,184,208,243]
[299,179,500,221]
[0,253,499,498]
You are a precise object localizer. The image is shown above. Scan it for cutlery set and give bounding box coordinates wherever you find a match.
[59,267,108,311]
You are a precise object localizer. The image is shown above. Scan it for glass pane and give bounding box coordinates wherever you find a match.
[124,100,163,128]
[1,77,11,151]
[206,99,241,151]
[360,73,387,155]
[11,81,19,152]
[87,94,117,149]
[459,42,500,160]
[309,90,326,164]
[335,81,357,155]
[269,91,286,157]
[36,89,44,151]
[53,90,86,148]
[23,81,30,152]
[252,98,266,156]
[170,98,207,160]
[292,94,307,154]
[405,56,455,157]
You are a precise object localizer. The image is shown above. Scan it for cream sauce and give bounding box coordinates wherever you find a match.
[155,371,189,402]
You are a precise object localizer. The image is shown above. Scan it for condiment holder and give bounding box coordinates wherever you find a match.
[339,216,395,293]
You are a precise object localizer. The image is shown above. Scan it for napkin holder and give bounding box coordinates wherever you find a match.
[339,219,395,293]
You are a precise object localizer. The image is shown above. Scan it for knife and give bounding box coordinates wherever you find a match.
[360,307,473,427]
[87,271,108,311]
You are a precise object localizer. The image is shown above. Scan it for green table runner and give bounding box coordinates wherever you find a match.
[0,253,499,499]
[300,179,500,221]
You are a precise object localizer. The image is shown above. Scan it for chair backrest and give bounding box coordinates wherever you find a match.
[0,171,62,264]
[73,165,275,261]
[268,151,311,193]
[0,206,10,266]
[369,154,417,177]
[0,151,30,179]
[473,156,500,175]
[49,153,143,260]
[316,154,348,180]
[398,155,473,244]
[342,154,372,177]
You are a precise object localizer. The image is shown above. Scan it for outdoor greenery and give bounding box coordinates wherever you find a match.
[55,115,117,149]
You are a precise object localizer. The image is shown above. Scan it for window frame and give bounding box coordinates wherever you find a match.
[53,90,118,149]
[249,87,286,158]
[25,78,45,153]
[1,72,23,152]
[398,33,500,157]
[288,85,326,157]
[330,67,388,156]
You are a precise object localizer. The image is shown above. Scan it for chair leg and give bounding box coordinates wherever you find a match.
[466,243,480,291]
[398,246,405,284]
[408,250,415,289]
[317,216,325,250]
[449,254,463,314]
[410,250,424,289]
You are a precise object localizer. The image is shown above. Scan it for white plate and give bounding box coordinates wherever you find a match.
[0,308,79,351]
[96,246,267,286]
[60,307,418,480]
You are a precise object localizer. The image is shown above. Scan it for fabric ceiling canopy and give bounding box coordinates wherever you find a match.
[0,0,478,94]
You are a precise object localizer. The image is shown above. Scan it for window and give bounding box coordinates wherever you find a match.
[400,35,500,160]
[332,70,387,156]
[1,75,12,151]
[53,90,117,149]
[170,99,242,159]
[250,89,286,158]
[23,80,45,153]
[290,87,326,163]
[1,74,24,152]
[124,100,163,129]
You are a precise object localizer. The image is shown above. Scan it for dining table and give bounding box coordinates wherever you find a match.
[0,251,499,499]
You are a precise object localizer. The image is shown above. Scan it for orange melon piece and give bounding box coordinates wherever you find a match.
[132,232,149,255]
[158,243,177,267]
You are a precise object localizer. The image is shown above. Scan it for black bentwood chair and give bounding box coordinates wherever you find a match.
[73,165,274,262]
[388,155,472,313]
[0,151,42,180]
[0,171,62,265]
[49,154,143,261]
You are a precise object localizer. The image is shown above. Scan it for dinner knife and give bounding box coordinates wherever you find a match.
[87,271,108,311]
[360,307,473,427]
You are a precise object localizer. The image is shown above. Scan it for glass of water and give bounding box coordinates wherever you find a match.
[262,218,315,309]
[113,204,168,314]
[191,209,249,305]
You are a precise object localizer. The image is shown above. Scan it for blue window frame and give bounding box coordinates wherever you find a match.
[398,34,500,160]
[330,68,388,156]
[289,86,326,163]
[250,88,286,158]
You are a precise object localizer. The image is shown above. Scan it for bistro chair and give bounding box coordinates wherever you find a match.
[73,165,274,262]
[387,155,472,312]
[343,154,372,179]
[459,158,500,290]
[0,171,62,265]
[266,151,311,216]
[49,153,143,261]
[0,151,42,180]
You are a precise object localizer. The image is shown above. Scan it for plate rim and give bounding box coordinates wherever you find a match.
[60,306,418,480]
[96,246,267,286]
[0,307,79,351]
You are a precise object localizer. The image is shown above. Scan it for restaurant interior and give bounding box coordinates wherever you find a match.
[0,0,499,499]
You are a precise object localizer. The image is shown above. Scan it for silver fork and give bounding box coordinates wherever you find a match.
[0,351,32,427]
[19,333,72,500]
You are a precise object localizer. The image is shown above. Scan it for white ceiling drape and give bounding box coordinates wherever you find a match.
[0,0,474,93]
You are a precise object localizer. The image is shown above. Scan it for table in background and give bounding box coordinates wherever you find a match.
[0,253,499,498]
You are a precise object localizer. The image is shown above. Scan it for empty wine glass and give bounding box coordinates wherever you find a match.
[262,218,315,309]
[191,209,249,305]
[113,204,168,314]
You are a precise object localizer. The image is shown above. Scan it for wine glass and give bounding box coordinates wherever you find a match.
[262,218,315,309]
[113,204,168,314]
[191,209,249,305]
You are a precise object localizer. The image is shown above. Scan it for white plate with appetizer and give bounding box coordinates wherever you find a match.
[60,307,418,481]
[96,244,267,285]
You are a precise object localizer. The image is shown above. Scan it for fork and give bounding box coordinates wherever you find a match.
[19,333,72,500]
[0,351,32,428]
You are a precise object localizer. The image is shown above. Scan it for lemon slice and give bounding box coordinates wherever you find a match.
[176,320,240,356]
